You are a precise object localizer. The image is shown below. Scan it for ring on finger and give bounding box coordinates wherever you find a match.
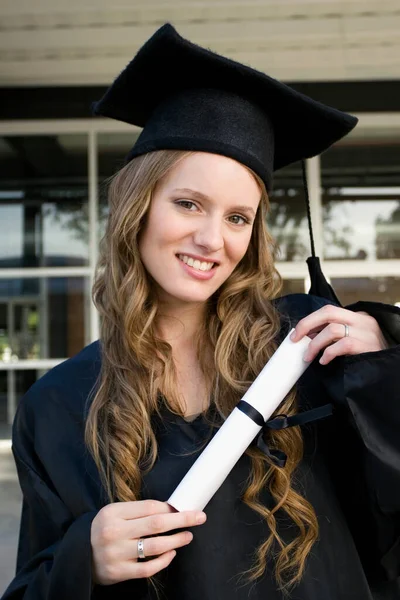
[343,324,349,338]
[137,538,146,560]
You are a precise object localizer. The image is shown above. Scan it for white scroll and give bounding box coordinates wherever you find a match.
[168,329,312,512]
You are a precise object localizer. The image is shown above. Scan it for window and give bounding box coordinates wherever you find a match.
[321,140,400,261]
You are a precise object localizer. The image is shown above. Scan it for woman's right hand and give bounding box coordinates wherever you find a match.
[90,500,207,585]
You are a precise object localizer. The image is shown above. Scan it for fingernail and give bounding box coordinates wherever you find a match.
[196,512,207,524]
[303,352,311,362]
[319,357,326,365]
[186,532,193,543]
[290,331,297,341]
[171,550,177,558]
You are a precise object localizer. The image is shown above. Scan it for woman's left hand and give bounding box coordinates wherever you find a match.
[290,305,390,365]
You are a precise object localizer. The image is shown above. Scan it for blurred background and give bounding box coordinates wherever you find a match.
[0,0,400,593]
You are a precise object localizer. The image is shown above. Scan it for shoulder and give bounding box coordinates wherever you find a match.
[274,293,337,323]
[14,341,102,434]
[37,339,102,396]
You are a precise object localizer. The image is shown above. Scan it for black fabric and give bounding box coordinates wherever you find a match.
[347,300,400,347]
[126,88,276,191]
[92,23,357,193]
[307,256,342,305]
[2,294,400,600]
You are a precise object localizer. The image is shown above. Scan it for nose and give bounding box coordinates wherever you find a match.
[193,216,224,253]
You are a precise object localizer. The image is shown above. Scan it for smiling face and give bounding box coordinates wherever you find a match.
[138,152,261,308]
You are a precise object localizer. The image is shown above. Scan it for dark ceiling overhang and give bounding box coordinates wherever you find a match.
[1,80,400,120]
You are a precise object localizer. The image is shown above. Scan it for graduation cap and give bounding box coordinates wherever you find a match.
[93,23,358,304]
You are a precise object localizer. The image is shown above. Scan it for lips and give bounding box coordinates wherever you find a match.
[176,255,217,281]
[177,254,216,272]
[176,253,220,266]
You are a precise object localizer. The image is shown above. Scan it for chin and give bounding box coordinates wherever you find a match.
[174,292,213,303]
[162,286,215,304]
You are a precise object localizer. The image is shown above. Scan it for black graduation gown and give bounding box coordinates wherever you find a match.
[2,294,400,600]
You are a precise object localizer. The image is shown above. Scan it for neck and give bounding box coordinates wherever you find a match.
[155,300,207,354]
[155,299,213,417]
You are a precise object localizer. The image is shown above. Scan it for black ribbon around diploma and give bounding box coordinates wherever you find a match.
[237,400,334,468]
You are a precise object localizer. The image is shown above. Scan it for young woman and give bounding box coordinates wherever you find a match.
[3,24,400,600]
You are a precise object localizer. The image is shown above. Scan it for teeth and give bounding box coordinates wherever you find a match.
[178,254,214,271]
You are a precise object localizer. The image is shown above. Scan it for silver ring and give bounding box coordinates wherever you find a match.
[344,324,349,338]
[137,539,146,560]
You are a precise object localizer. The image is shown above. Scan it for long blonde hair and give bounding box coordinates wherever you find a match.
[86,150,318,590]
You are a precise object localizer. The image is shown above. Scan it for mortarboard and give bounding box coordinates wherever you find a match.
[92,23,358,304]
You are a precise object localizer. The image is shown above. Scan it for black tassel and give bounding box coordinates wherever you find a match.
[301,160,342,306]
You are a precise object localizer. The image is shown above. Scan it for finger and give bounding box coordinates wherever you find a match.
[130,510,207,539]
[107,500,174,521]
[95,530,193,565]
[132,531,193,559]
[303,322,348,363]
[319,336,362,365]
[115,550,177,583]
[132,550,177,579]
[291,305,356,341]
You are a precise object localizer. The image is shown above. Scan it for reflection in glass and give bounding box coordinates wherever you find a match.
[323,197,399,260]
[98,132,139,177]
[321,142,400,260]
[280,279,306,296]
[332,277,400,306]
[0,370,37,430]
[0,134,89,268]
[0,277,89,360]
[376,202,400,259]
[98,133,140,240]
[268,164,309,262]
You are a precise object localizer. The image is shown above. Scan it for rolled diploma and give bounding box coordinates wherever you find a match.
[168,328,312,512]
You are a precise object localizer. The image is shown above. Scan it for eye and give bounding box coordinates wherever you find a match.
[175,200,198,211]
[228,214,250,226]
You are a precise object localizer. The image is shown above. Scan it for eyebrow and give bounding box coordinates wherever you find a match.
[172,188,256,218]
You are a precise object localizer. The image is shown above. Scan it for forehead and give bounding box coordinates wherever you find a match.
[157,152,262,204]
